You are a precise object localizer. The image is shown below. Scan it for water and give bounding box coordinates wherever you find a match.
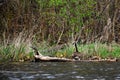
[0,62,120,80]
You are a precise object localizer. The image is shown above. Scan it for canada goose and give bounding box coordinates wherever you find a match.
[72,42,84,60]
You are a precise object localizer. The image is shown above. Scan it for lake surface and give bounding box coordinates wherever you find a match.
[0,61,120,80]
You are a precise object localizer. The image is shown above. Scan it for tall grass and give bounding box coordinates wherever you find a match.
[0,43,34,62]
[0,44,31,61]
[0,30,34,62]
[51,42,120,59]
[0,33,120,62]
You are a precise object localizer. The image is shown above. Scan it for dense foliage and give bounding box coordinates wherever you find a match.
[0,0,119,44]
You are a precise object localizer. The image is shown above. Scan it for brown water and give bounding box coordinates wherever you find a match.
[0,62,120,80]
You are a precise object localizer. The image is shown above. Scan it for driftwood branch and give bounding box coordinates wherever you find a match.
[31,46,72,62]
[34,55,72,62]
[31,46,117,62]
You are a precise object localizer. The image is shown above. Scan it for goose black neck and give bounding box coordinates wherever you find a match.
[75,42,79,52]
[31,47,39,55]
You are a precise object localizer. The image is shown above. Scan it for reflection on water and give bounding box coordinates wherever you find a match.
[0,62,120,80]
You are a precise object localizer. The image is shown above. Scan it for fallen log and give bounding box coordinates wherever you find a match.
[34,55,72,62]
[34,54,117,62]
[31,46,118,62]
[31,46,72,62]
